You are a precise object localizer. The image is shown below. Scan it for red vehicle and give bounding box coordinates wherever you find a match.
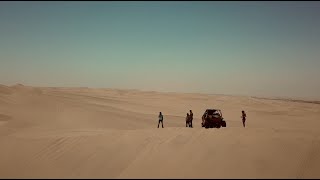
[201,109,227,128]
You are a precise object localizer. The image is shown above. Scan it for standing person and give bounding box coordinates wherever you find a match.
[186,113,190,127]
[158,112,164,128]
[189,110,193,128]
[241,110,247,127]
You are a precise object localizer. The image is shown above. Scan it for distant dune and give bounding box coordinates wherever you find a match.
[251,96,320,105]
[0,84,320,178]
[0,85,12,95]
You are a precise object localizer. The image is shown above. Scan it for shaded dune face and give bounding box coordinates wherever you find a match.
[0,85,320,178]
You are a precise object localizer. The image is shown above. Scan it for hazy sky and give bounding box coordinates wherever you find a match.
[1,1,320,99]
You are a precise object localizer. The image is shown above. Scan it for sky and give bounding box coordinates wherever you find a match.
[1,1,320,99]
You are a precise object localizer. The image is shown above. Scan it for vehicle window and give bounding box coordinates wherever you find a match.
[207,110,215,115]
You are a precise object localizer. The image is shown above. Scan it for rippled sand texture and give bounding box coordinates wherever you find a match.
[0,84,320,178]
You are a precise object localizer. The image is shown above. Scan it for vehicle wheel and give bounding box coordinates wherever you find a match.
[221,121,226,127]
[205,122,210,129]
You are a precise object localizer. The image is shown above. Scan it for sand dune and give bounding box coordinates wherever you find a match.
[0,84,320,178]
[0,85,12,95]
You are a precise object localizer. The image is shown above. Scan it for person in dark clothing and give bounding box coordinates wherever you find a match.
[241,110,247,127]
[186,113,190,127]
[189,110,193,128]
[158,112,164,128]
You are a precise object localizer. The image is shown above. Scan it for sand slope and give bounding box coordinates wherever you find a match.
[0,85,320,178]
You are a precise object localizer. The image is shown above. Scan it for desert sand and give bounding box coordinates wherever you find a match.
[0,84,320,178]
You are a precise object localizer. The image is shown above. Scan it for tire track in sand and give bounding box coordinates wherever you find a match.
[24,133,91,171]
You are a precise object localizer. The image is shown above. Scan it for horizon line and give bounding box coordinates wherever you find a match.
[1,83,320,102]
